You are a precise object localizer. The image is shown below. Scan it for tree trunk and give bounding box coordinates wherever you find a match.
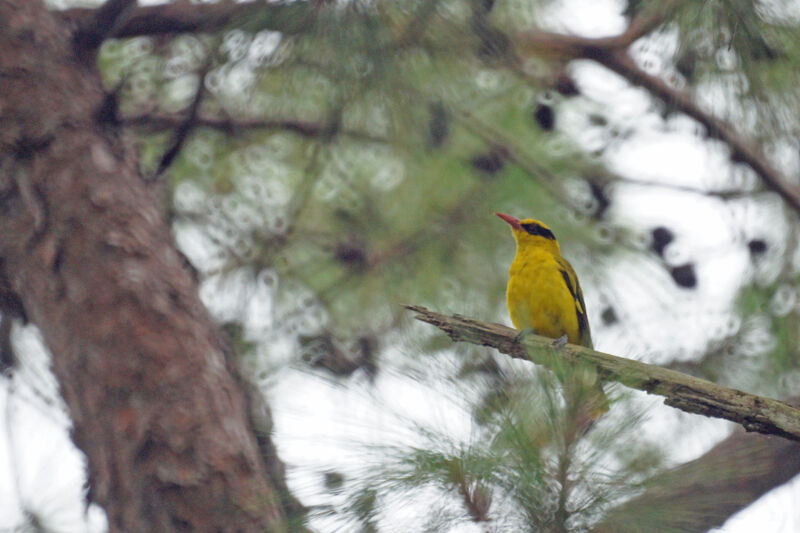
[0,1,287,531]
[593,424,800,533]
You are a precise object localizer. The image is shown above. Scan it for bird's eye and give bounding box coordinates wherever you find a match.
[521,223,556,240]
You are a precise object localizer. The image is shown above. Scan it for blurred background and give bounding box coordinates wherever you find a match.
[3,0,800,531]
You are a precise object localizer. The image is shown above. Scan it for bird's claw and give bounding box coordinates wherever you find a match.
[552,334,568,349]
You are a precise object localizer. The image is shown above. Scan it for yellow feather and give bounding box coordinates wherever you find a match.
[501,217,591,347]
[496,213,607,421]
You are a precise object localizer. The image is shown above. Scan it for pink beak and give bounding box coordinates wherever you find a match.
[495,212,522,230]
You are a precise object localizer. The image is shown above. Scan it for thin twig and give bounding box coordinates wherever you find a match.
[123,112,387,143]
[155,61,212,177]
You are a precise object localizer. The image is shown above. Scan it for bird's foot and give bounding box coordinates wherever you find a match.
[551,334,568,349]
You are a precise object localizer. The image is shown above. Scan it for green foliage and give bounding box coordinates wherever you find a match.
[731,281,800,395]
[320,364,661,531]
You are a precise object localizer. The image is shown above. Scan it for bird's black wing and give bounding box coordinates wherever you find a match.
[557,257,593,349]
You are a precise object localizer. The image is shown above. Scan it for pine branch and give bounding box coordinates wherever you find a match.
[405,305,800,442]
[512,29,800,216]
[615,2,679,47]
[58,1,310,39]
[122,112,387,143]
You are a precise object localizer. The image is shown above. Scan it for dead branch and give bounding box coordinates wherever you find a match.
[405,305,800,442]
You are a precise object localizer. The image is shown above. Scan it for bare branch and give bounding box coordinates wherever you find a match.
[615,2,679,48]
[405,305,800,442]
[513,30,800,216]
[125,112,327,136]
[122,112,388,143]
[58,1,310,39]
[596,51,800,212]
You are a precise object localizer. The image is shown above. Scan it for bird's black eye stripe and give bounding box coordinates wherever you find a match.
[521,223,556,240]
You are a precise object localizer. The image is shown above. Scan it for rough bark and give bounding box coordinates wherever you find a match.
[406,306,800,442]
[0,1,286,531]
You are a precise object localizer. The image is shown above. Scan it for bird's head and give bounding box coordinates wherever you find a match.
[495,212,561,253]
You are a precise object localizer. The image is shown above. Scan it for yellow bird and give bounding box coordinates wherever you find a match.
[496,212,608,422]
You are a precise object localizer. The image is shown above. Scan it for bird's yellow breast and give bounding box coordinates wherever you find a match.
[506,248,582,344]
